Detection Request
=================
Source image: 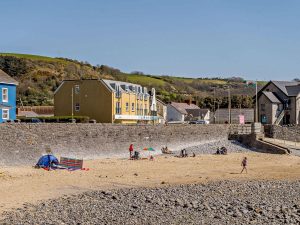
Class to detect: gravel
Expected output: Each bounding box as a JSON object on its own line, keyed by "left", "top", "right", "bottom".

{"left": 178, "top": 139, "right": 252, "bottom": 155}
{"left": 2, "top": 180, "right": 300, "bottom": 225}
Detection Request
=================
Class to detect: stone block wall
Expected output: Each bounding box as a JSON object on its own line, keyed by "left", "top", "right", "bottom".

{"left": 264, "top": 125, "right": 300, "bottom": 142}
{"left": 0, "top": 124, "right": 229, "bottom": 166}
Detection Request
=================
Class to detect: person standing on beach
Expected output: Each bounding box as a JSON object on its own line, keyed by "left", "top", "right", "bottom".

{"left": 129, "top": 144, "right": 134, "bottom": 159}
{"left": 240, "top": 157, "right": 248, "bottom": 174}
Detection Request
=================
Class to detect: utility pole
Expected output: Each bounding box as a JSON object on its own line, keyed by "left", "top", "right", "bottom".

{"left": 255, "top": 80, "right": 258, "bottom": 122}
{"left": 228, "top": 86, "right": 231, "bottom": 124}
{"left": 213, "top": 87, "right": 216, "bottom": 124}
{"left": 71, "top": 87, "right": 74, "bottom": 120}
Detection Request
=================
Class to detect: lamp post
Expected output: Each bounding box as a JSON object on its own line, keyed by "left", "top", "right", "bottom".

{"left": 228, "top": 87, "right": 231, "bottom": 124}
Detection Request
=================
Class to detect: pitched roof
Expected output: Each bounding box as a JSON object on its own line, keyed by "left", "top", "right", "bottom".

{"left": 170, "top": 102, "right": 200, "bottom": 114}
{"left": 157, "top": 98, "right": 167, "bottom": 106}
{"left": 0, "top": 69, "right": 18, "bottom": 85}
{"left": 102, "top": 79, "right": 143, "bottom": 93}
{"left": 271, "top": 81, "right": 300, "bottom": 97}
{"left": 186, "top": 108, "right": 209, "bottom": 117}
{"left": 262, "top": 91, "right": 281, "bottom": 103}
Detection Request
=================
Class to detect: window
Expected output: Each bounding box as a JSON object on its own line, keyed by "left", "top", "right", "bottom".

{"left": 74, "top": 85, "right": 80, "bottom": 94}
{"left": 75, "top": 103, "right": 80, "bottom": 111}
{"left": 140, "top": 104, "right": 143, "bottom": 114}
{"left": 116, "top": 102, "right": 121, "bottom": 114}
{"left": 2, "top": 88, "right": 8, "bottom": 102}
{"left": 126, "top": 102, "right": 129, "bottom": 112}
{"left": 144, "top": 104, "right": 148, "bottom": 115}
{"left": 2, "top": 109, "right": 9, "bottom": 120}
{"left": 115, "top": 85, "right": 121, "bottom": 98}
{"left": 131, "top": 103, "right": 135, "bottom": 112}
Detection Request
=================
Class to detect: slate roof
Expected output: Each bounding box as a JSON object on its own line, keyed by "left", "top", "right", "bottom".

{"left": 272, "top": 81, "right": 300, "bottom": 97}
{"left": 170, "top": 102, "right": 200, "bottom": 114}
{"left": 186, "top": 108, "right": 209, "bottom": 117}
{"left": 102, "top": 79, "right": 143, "bottom": 93}
{"left": 0, "top": 69, "right": 18, "bottom": 85}
{"left": 262, "top": 91, "right": 281, "bottom": 103}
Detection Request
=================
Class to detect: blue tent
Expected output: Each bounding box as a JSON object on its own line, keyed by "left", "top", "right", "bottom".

{"left": 36, "top": 154, "right": 59, "bottom": 168}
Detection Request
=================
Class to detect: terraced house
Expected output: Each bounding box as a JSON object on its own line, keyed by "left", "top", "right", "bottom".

{"left": 54, "top": 79, "right": 157, "bottom": 123}
{"left": 0, "top": 69, "right": 18, "bottom": 122}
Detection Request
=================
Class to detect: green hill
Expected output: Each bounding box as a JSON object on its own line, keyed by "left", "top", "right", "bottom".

{"left": 0, "top": 53, "right": 264, "bottom": 108}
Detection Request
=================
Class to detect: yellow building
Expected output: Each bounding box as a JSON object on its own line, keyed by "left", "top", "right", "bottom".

{"left": 54, "top": 79, "right": 158, "bottom": 124}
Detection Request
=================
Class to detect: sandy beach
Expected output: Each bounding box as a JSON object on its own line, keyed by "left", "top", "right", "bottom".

{"left": 0, "top": 152, "right": 299, "bottom": 215}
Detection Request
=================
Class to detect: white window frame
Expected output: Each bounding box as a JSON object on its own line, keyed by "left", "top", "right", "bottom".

{"left": 126, "top": 102, "right": 129, "bottom": 112}
{"left": 2, "top": 88, "right": 8, "bottom": 103}
{"left": 2, "top": 109, "right": 9, "bottom": 120}
{"left": 131, "top": 103, "right": 135, "bottom": 112}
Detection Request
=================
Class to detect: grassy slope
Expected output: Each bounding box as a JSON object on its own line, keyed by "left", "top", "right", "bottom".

{"left": 0, "top": 53, "right": 266, "bottom": 106}
{"left": 0, "top": 53, "right": 67, "bottom": 63}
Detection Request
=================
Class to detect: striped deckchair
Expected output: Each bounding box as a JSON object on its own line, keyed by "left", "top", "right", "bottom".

{"left": 59, "top": 157, "right": 83, "bottom": 170}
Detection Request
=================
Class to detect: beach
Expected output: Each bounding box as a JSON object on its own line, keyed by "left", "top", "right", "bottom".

{"left": 0, "top": 152, "right": 299, "bottom": 221}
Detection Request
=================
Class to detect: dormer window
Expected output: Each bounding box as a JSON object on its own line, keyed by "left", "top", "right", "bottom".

{"left": 2, "top": 88, "right": 8, "bottom": 102}
{"left": 125, "top": 85, "right": 129, "bottom": 91}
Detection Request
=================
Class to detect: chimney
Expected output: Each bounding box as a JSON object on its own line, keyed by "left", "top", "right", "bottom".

{"left": 184, "top": 99, "right": 192, "bottom": 105}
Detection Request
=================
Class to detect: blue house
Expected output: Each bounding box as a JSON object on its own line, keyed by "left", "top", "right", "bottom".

{"left": 0, "top": 69, "right": 18, "bottom": 122}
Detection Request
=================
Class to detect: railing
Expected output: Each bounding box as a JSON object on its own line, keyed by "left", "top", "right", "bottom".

{"left": 114, "top": 114, "right": 158, "bottom": 121}
{"left": 274, "top": 110, "right": 285, "bottom": 125}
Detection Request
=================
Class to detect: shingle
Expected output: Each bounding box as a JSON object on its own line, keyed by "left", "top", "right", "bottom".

{"left": 0, "top": 69, "right": 18, "bottom": 85}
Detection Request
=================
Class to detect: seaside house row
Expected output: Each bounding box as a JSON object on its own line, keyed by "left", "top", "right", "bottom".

{"left": 54, "top": 79, "right": 159, "bottom": 124}
{"left": 0, "top": 69, "right": 18, "bottom": 122}
{"left": 256, "top": 80, "right": 300, "bottom": 125}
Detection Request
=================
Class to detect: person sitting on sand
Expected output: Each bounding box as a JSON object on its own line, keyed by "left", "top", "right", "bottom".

{"left": 192, "top": 152, "right": 196, "bottom": 157}
{"left": 240, "top": 157, "right": 248, "bottom": 174}
{"left": 133, "top": 151, "right": 140, "bottom": 160}
{"left": 216, "top": 147, "right": 220, "bottom": 155}
{"left": 221, "top": 147, "right": 228, "bottom": 155}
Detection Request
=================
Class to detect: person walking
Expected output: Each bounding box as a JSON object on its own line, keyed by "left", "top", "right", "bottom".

{"left": 129, "top": 144, "right": 134, "bottom": 159}
{"left": 240, "top": 157, "right": 248, "bottom": 174}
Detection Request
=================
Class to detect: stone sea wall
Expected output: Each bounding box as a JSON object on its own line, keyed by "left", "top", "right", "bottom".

{"left": 0, "top": 124, "right": 229, "bottom": 166}
{"left": 264, "top": 125, "right": 300, "bottom": 142}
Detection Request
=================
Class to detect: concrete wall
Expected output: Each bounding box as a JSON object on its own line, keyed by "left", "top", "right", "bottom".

{"left": 0, "top": 123, "right": 229, "bottom": 166}
{"left": 264, "top": 125, "right": 300, "bottom": 142}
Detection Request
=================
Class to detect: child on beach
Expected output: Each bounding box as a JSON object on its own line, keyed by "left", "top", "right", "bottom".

{"left": 129, "top": 144, "right": 134, "bottom": 159}
{"left": 240, "top": 157, "right": 248, "bottom": 174}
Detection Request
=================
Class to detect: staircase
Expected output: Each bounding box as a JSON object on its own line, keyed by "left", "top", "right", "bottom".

{"left": 274, "top": 110, "right": 285, "bottom": 125}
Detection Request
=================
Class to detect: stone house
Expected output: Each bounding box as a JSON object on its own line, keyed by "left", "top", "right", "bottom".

{"left": 256, "top": 81, "right": 300, "bottom": 125}
{"left": 167, "top": 101, "right": 208, "bottom": 122}
{"left": 0, "top": 69, "right": 18, "bottom": 122}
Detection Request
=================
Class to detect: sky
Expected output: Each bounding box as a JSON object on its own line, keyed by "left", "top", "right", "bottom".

{"left": 0, "top": 0, "right": 300, "bottom": 81}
